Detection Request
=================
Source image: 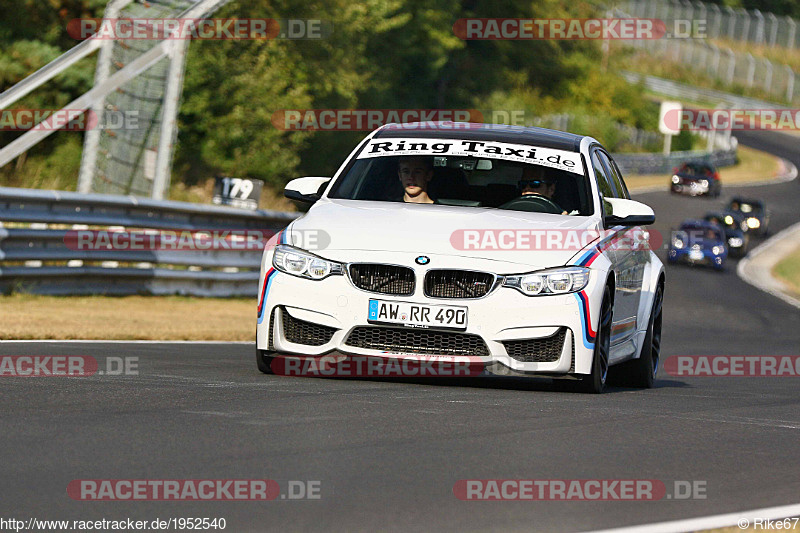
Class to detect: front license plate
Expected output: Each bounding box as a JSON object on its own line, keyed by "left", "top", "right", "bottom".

{"left": 689, "top": 250, "right": 704, "bottom": 261}
{"left": 368, "top": 299, "right": 467, "bottom": 330}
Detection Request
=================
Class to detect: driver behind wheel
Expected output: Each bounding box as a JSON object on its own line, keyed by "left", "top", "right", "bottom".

{"left": 518, "top": 166, "right": 567, "bottom": 214}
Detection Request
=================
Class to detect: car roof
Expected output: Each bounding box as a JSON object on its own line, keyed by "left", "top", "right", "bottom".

{"left": 681, "top": 219, "right": 721, "bottom": 229}
{"left": 374, "top": 122, "right": 585, "bottom": 151}
{"left": 730, "top": 196, "right": 764, "bottom": 205}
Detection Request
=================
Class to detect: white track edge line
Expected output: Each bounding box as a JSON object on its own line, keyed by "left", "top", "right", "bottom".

{"left": 584, "top": 502, "right": 800, "bottom": 533}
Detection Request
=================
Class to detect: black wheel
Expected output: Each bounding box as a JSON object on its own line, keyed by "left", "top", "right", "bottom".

{"left": 577, "top": 285, "right": 612, "bottom": 394}
{"left": 618, "top": 283, "right": 662, "bottom": 388}
{"left": 256, "top": 348, "right": 275, "bottom": 374}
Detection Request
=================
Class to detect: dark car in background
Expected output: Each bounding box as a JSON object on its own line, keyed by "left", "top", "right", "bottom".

{"left": 668, "top": 219, "right": 728, "bottom": 271}
{"left": 670, "top": 161, "right": 722, "bottom": 197}
{"left": 728, "top": 197, "right": 770, "bottom": 236}
{"left": 704, "top": 211, "right": 749, "bottom": 257}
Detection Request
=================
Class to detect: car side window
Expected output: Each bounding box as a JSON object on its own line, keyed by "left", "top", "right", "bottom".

{"left": 591, "top": 151, "right": 614, "bottom": 199}
{"left": 595, "top": 150, "right": 627, "bottom": 199}
{"left": 607, "top": 156, "right": 630, "bottom": 200}
{"left": 591, "top": 151, "right": 615, "bottom": 216}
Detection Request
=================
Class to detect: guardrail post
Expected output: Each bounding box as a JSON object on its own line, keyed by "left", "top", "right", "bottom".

{"left": 767, "top": 13, "right": 779, "bottom": 47}
{"left": 753, "top": 10, "right": 765, "bottom": 44}
{"left": 710, "top": 43, "right": 720, "bottom": 78}
{"left": 788, "top": 17, "right": 797, "bottom": 49}
{"left": 682, "top": 0, "right": 694, "bottom": 27}
{"left": 725, "top": 49, "right": 736, "bottom": 85}
{"left": 709, "top": 4, "right": 721, "bottom": 39}
{"left": 786, "top": 66, "right": 795, "bottom": 103}
{"left": 740, "top": 9, "right": 750, "bottom": 42}
{"left": 725, "top": 7, "right": 736, "bottom": 39}
{"left": 763, "top": 59, "right": 773, "bottom": 93}
{"left": 745, "top": 53, "right": 755, "bottom": 88}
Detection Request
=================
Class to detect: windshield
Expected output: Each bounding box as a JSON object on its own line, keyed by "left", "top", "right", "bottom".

{"left": 681, "top": 224, "right": 723, "bottom": 241}
{"left": 730, "top": 200, "right": 762, "bottom": 214}
{"left": 679, "top": 163, "right": 713, "bottom": 175}
{"left": 328, "top": 137, "right": 593, "bottom": 216}
{"left": 705, "top": 215, "right": 735, "bottom": 229}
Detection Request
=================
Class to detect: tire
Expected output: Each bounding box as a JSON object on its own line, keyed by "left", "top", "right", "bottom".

{"left": 256, "top": 348, "right": 275, "bottom": 374}
{"left": 618, "top": 283, "right": 663, "bottom": 388}
{"left": 577, "top": 285, "right": 612, "bottom": 394}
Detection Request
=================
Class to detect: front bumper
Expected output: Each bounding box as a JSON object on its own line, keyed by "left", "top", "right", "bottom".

{"left": 671, "top": 182, "right": 709, "bottom": 196}
{"left": 256, "top": 258, "right": 602, "bottom": 376}
{"left": 668, "top": 248, "right": 724, "bottom": 267}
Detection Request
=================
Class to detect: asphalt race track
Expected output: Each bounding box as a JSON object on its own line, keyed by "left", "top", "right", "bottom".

{"left": 2, "top": 131, "right": 799, "bottom": 532}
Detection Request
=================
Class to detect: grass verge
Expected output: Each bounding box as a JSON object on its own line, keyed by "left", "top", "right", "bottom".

{"left": 624, "top": 144, "right": 782, "bottom": 191}
{"left": 773, "top": 244, "right": 800, "bottom": 298}
{"left": 0, "top": 294, "right": 254, "bottom": 341}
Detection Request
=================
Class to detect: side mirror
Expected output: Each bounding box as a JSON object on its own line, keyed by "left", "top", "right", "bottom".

{"left": 284, "top": 177, "right": 330, "bottom": 204}
{"left": 604, "top": 197, "right": 655, "bottom": 227}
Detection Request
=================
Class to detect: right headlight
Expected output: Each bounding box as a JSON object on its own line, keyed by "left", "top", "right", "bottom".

{"left": 272, "top": 244, "right": 343, "bottom": 280}
{"left": 671, "top": 175, "right": 680, "bottom": 184}
{"left": 672, "top": 237, "right": 685, "bottom": 249}
{"left": 503, "top": 266, "right": 590, "bottom": 296}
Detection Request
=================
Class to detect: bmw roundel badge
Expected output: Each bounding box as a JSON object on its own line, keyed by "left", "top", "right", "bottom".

{"left": 415, "top": 256, "right": 430, "bottom": 265}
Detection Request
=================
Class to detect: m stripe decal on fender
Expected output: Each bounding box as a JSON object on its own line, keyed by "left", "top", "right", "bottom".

{"left": 576, "top": 248, "right": 601, "bottom": 267}
{"left": 574, "top": 290, "right": 596, "bottom": 349}
{"left": 257, "top": 230, "right": 286, "bottom": 323}
{"left": 257, "top": 268, "right": 277, "bottom": 324}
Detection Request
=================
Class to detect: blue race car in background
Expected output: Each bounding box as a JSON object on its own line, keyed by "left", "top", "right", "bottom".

{"left": 728, "top": 197, "right": 770, "bottom": 236}
{"left": 668, "top": 219, "right": 728, "bottom": 271}
{"left": 704, "top": 211, "right": 749, "bottom": 258}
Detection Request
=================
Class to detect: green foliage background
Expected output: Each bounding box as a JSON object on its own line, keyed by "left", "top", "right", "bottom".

{"left": 0, "top": 0, "right": 688, "bottom": 196}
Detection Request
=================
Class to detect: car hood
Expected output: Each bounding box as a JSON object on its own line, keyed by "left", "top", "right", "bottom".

{"left": 285, "top": 199, "right": 603, "bottom": 269}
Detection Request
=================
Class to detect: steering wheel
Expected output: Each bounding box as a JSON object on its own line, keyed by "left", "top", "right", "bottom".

{"left": 498, "top": 194, "right": 564, "bottom": 214}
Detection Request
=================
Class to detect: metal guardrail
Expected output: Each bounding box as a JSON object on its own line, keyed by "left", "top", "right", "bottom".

{"left": 621, "top": 70, "right": 791, "bottom": 110}
{"left": 613, "top": 146, "right": 738, "bottom": 175}
{"left": 622, "top": 0, "right": 800, "bottom": 49}
{"left": 0, "top": 187, "right": 299, "bottom": 297}
{"left": 615, "top": 1, "right": 799, "bottom": 104}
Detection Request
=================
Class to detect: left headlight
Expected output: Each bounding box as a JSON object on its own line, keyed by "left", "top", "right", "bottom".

{"left": 712, "top": 245, "right": 725, "bottom": 255}
{"left": 272, "top": 244, "right": 344, "bottom": 280}
{"left": 503, "top": 266, "right": 590, "bottom": 296}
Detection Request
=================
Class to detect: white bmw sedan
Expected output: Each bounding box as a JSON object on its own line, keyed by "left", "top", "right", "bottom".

{"left": 256, "top": 122, "right": 664, "bottom": 393}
